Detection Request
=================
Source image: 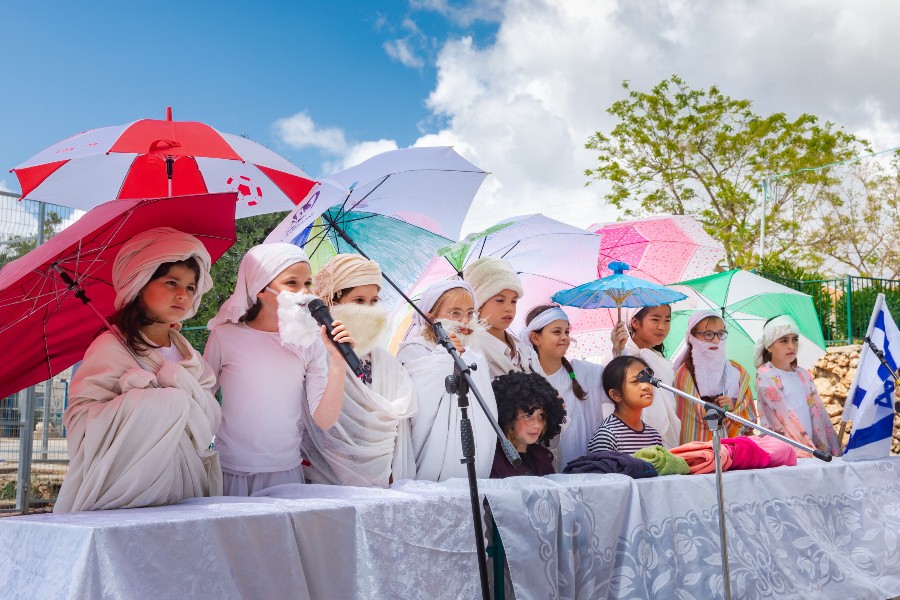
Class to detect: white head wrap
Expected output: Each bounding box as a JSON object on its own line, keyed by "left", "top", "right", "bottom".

{"left": 520, "top": 306, "right": 569, "bottom": 345}
{"left": 754, "top": 315, "right": 800, "bottom": 367}
{"left": 207, "top": 243, "right": 309, "bottom": 329}
{"left": 412, "top": 280, "right": 475, "bottom": 330}
{"left": 314, "top": 253, "right": 382, "bottom": 308}
{"left": 112, "top": 226, "right": 212, "bottom": 319}
{"left": 672, "top": 309, "right": 720, "bottom": 370}
{"left": 463, "top": 257, "right": 524, "bottom": 308}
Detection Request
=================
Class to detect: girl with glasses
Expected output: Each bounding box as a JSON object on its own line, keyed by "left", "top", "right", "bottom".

{"left": 672, "top": 310, "right": 757, "bottom": 443}
{"left": 397, "top": 280, "right": 499, "bottom": 481}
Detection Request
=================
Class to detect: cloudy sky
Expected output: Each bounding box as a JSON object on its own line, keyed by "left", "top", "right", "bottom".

{"left": 2, "top": 0, "right": 899, "bottom": 236}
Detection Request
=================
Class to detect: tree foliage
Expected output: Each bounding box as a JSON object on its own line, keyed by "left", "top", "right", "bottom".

{"left": 0, "top": 211, "right": 64, "bottom": 267}
{"left": 585, "top": 75, "right": 865, "bottom": 270}
{"left": 184, "top": 211, "right": 289, "bottom": 328}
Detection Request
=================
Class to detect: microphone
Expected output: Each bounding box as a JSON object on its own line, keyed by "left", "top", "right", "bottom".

{"left": 306, "top": 298, "right": 366, "bottom": 380}
{"left": 636, "top": 367, "right": 659, "bottom": 386}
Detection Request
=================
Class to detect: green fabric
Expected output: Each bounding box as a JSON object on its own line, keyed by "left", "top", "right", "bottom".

{"left": 632, "top": 445, "right": 691, "bottom": 476}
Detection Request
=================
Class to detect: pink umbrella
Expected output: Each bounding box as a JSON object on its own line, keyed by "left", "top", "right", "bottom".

{"left": 564, "top": 215, "right": 724, "bottom": 360}
{"left": 592, "top": 214, "right": 724, "bottom": 284}
{"left": 10, "top": 107, "right": 317, "bottom": 218}
{"left": 0, "top": 192, "right": 237, "bottom": 398}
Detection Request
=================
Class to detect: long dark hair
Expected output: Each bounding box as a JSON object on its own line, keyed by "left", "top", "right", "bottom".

{"left": 602, "top": 355, "right": 651, "bottom": 403}
{"left": 492, "top": 371, "right": 566, "bottom": 446}
{"left": 525, "top": 304, "right": 587, "bottom": 400}
{"left": 112, "top": 258, "right": 201, "bottom": 355}
{"left": 629, "top": 305, "right": 670, "bottom": 354}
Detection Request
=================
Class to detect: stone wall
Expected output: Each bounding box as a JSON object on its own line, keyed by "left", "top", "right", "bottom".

{"left": 810, "top": 345, "right": 900, "bottom": 455}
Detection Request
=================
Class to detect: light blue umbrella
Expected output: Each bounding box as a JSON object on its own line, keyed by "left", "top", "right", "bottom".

{"left": 551, "top": 261, "right": 688, "bottom": 322}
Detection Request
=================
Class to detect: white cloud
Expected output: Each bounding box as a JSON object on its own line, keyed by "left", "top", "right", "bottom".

{"left": 273, "top": 111, "right": 347, "bottom": 155}
{"left": 384, "top": 38, "right": 425, "bottom": 69}
{"left": 323, "top": 139, "right": 400, "bottom": 174}
{"left": 411, "top": 0, "right": 506, "bottom": 26}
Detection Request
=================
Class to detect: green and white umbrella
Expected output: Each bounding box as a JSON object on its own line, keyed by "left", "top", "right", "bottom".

{"left": 664, "top": 269, "right": 827, "bottom": 395}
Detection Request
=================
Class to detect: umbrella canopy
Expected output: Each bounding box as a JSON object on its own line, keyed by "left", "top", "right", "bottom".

{"left": 552, "top": 261, "right": 688, "bottom": 312}
{"left": 0, "top": 192, "right": 237, "bottom": 398}
{"left": 591, "top": 215, "right": 724, "bottom": 284}
{"left": 663, "top": 269, "right": 827, "bottom": 393}
{"left": 386, "top": 214, "right": 603, "bottom": 348}
{"left": 10, "top": 107, "right": 317, "bottom": 218}
{"left": 266, "top": 147, "right": 488, "bottom": 309}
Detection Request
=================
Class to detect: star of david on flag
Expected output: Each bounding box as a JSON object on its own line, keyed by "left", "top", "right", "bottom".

{"left": 842, "top": 293, "right": 899, "bottom": 460}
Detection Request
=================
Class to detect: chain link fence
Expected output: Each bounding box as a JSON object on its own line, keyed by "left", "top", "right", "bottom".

{"left": 1, "top": 190, "right": 81, "bottom": 514}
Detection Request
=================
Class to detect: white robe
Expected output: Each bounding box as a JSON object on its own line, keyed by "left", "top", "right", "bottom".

{"left": 621, "top": 337, "right": 682, "bottom": 448}
{"left": 398, "top": 336, "right": 499, "bottom": 481}
{"left": 300, "top": 347, "right": 418, "bottom": 487}
{"left": 545, "top": 359, "right": 614, "bottom": 466}
{"left": 55, "top": 331, "right": 222, "bottom": 512}
{"left": 468, "top": 329, "right": 544, "bottom": 379}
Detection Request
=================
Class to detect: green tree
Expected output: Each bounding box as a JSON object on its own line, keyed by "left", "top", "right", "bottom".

{"left": 0, "top": 211, "right": 64, "bottom": 266}
{"left": 585, "top": 75, "right": 864, "bottom": 270}
{"left": 184, "top": 211, "right": 290, "bottom": 328}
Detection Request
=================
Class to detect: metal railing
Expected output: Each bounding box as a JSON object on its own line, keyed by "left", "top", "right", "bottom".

{"left": 757, "top": 272, "right": 900, "bottom": 345}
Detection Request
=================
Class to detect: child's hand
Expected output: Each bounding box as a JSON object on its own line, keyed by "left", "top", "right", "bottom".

{"left": 714, "top": 395, "right": 733, "bottom": 411}
{"left": 321, "top": 321, "right": 356, "bottom": 352}
{"left": 448, "top": 333, "right": 466, "bottom": 355}
{"left": 610, "top": 321, "right": 629, "bottom": 356}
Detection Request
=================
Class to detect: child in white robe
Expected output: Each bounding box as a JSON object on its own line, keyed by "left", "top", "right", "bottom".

{"left": 463, "top": 257, "right": 543, "bottom": 378}
{"left": 300, "top": 253, "right": 417, "bottom": 487}
{"left": 611, "top": 305, "right": 682, "bottom": 448}
{"left": 397, "top": 280, "right": 499, "bottom": 481}
{"left": 522, "top": 304, "right": 613, "bottom": 467}
{"left": 55, "top": 227, "right": 222, "bottom": 512}
{"left": 204, "top": 243, "right": 352, "bottom": 496}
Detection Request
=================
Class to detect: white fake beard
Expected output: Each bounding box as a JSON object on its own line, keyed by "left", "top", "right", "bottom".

{"left": 275, "top": 291, "right": 320, "bottom": 348}
{"left": 434, "top": 316, "right": 488, "bottom": 347}
{"left": 330, "top": 303, "right": 389, "bottom": 357}
{"left": 690, "top": 339, "right": 729, "bottom": 397}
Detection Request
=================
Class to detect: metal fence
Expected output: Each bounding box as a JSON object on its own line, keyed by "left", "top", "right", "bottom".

{"left": 757, "top": 272, "right": 900, "bottom": 345}
{"left": 0, "top": 190, "right": 79, "bottom": 513}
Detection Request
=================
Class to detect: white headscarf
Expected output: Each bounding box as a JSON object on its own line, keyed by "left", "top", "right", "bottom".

{"left": 207, "top": 243, "right": 309, "bottom": 329}
{"left": 520, "top": 306, "right": 569, "bottom": 345}
{"left": 112, "top": 226, "right": 212, "bottom": 319}
{"left": 412, "top": 280, "right": 475, "bottom": 330}
{"left": 754, "top": 315, "right": 800, "bottom": 368}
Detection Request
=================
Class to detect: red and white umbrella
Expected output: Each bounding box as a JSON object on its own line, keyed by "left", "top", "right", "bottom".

{"left": 10, "top": 107, "right": 317, "bottom": 218}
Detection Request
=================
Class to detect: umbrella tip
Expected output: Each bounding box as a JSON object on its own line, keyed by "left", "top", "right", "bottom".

{"left": 166, "top": 106, "right": 173, "bottom": 121}
{"left": 609, "top": 260, "right": 630, "bottom": 273}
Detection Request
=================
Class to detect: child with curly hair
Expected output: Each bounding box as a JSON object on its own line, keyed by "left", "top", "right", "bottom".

{"left": 490, "top": 371, "right": 567, "bottom": 478}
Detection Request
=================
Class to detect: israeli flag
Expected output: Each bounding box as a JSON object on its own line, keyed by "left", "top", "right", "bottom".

{"left": 843, "top": 293, "right": 899, "bottom": 460}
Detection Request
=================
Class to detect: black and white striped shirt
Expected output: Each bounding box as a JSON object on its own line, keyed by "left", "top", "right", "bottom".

{"left": 588, "top": 414, "right": 663, "bottom": 454}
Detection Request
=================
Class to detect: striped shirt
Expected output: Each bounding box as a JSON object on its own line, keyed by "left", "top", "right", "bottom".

{"left": 588, "top": 414, "right": 663, "bottom": 454}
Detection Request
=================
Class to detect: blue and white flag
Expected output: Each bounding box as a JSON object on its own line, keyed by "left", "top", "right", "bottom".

{"left": 842, "top": 293, "right": 898, "bottom": 460}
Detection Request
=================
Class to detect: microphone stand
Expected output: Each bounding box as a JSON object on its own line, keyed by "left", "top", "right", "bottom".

{"left": 322, "top": 211, "right": 518, "bottom": 600}
{"left": 636, "top": 368, "right": 832, "bottom": 600}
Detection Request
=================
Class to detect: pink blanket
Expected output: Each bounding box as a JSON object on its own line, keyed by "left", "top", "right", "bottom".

{"left": 720, "top": 436, "right": 771, "bottom": 470}
{"left": 746, "top": 435, "right": 798, "bottom": 467}
{"left": 669, "top": 441, "right": 733, "bottom": 474}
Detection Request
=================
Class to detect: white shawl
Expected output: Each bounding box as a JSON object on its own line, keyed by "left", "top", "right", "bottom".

{"left": 55, "top": 331, "right": 222, "bottom": 512}
{"left": 400, "top": 336, "right": 499, "bottom": 481}
{"left": 300, "top": 347, "right": 418, "bottom": 487}
{"left": 468, "top": 329, "right": 545, "bottom": 379}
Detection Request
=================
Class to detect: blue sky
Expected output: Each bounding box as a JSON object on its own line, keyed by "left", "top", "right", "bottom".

{"left": 3, "top": 1, "right": 900, "bottom": 238}
{"left": 0, "top": 1, "right": 496, "bottom": 181}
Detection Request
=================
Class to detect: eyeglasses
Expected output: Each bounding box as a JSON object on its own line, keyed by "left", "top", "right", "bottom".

{"left": 694, "top": 330, "right": 728, "bottom": 341}
{"left": 446, "top": 309, "right": 478, "bottom": 321}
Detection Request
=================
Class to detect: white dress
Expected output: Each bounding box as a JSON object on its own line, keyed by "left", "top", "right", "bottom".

{"left": 545, "top": 360, "right": 614, "bottom": 466}
{"left": 398, "top": 336, "right": 499, "bottom": 481}
{"left": 468, "top": 329, "right": 544, "bottom": 379}
{"left": 204, "top": 322, "right": 329, "bottom": 495}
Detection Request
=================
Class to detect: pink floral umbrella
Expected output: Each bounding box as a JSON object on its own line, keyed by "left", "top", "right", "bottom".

{"left": 566, "top": 215, "right": 723, "bottom": 360}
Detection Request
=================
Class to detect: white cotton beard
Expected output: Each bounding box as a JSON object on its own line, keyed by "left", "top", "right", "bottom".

{"left": 690, "top": 338, "right": 729, "bottom": 397}
{"left": 275, "top": 290, "right": 320, "bottom": 348}
{"left": 435, "top": 316, "right": 488, "bottom": 347}
{"left": 330, "top": 303, "right": 389, "bottom": 357}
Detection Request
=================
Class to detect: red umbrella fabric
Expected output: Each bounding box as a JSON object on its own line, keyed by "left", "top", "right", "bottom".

{"left": 0, "top": 192, "right": 237, "bottom": 398}
{"left": 10, "top": 108, "right": 317, "bottom": 218}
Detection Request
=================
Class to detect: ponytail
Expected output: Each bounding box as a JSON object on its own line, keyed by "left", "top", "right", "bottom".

{"left": 561, "top": 357, "right": 587, "bottom": 401}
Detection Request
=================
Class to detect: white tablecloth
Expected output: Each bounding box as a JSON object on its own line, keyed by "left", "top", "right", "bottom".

{"left": 2, "top": 458, "right": 899, "bottom": 600}
{"left": 480, "top": 456, "right": 900, "bottom": 600}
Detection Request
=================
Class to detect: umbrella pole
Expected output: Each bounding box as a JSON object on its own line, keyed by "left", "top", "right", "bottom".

{"left": 322, "top": 212, "right": 501, "bottom": 600}
{"left": 166, "top": 155, "right": 174, "bottom": 197}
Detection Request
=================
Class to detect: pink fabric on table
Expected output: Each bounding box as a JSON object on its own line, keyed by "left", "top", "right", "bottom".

{"left": 746, "top": 435, "right": 798, "bottom": 467}
{"left": 720, "top": 436, "right": 771, "bottom": 470}
{"left": 669, "top": 441, "right": 733, "bottom": 474}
